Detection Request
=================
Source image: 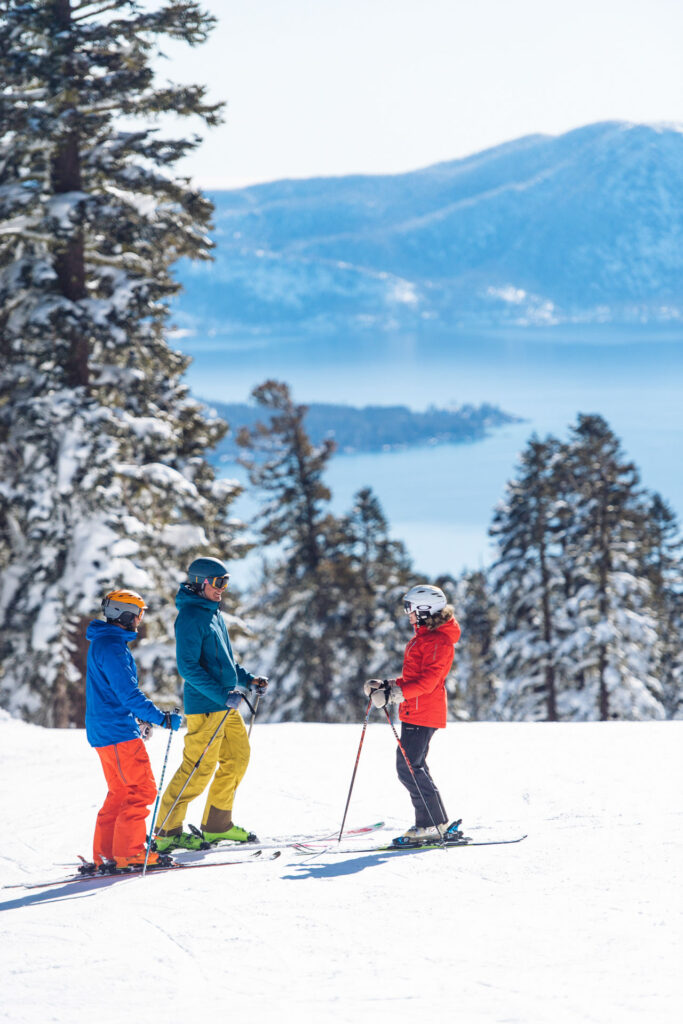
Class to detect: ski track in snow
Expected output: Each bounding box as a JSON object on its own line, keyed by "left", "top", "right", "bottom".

{"left": 1, "top": 715, "right": 682, "bottom": 1023}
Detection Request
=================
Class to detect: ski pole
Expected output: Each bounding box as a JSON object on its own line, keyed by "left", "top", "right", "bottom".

{"left": 154, "top": 708, "right": 231, "bottom": 838}
{"left": 337, "top": 697, "right": 373, "bottom": 843}
{"left": 248, "top": 693, "right": 260, "bottom": 739}
{"left": 143, "top": 707, "right": 180, "bottom": 877}
{"left": 383, "top": 707, "right": 446, "bottom": 845}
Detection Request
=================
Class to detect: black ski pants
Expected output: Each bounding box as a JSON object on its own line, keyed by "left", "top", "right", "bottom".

{"left": 396, "top": 722, "right": 448, "bottom": 828}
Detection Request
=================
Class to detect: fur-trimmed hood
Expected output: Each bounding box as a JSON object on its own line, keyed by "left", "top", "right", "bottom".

{"left": 424, "top": 604, "right": 456, "bottom": 629}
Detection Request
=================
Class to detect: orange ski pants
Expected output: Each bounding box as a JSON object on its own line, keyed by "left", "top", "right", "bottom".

{"left": 93, "top": 738, "right": 157, "bottom": 864}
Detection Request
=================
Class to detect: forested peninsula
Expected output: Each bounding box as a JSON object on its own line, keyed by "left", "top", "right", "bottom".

{"left": 206, "top": 400, "right": 521, "bottom": 459}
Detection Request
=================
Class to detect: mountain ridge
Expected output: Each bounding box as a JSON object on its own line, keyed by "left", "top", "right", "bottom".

{"left": 173, "top": 121, "right": 683, "bottom": 339}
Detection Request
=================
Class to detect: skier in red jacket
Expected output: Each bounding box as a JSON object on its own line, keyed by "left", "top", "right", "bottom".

{"left": 365, "top": 584, "right": 461, "bottom": 846}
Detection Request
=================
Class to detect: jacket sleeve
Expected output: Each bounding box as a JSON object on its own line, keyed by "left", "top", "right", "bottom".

{"left": 398, "top": 636, "right": 455, "bottom": 700}
{"left": 101, "top": 643, "right": 166, "bottom": 725}
{"left": 176, "top": 612, "right": 231, "bottom": 705}
{"left": 235, "top": 662, "right": 255, "bottom": 688}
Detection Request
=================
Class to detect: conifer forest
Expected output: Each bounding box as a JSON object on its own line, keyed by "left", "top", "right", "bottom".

{"left": 1, "top": 2, "right": 682, "bottom": 726}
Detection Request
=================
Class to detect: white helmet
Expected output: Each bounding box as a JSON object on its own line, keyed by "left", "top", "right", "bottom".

{"left": 403, "top": 584, "right": 447, "bottom": 620}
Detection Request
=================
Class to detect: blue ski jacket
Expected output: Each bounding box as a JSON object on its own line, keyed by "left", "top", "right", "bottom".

{"left": 175, "top": 584, "right": 254, "bottom": 714}
{"left": 85, "top": 620, "right": 166, "bottom": 748}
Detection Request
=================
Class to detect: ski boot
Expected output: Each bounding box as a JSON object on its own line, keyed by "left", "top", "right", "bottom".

{"left": 391, "top": 823, "right": 448, "bottom": 848}
{"left": 199, "top": 823, "right": 258, "bottom": 845}
{"left": 154, "top": 831, "right": 208, "bottom": 853}
{"left": 115, "top": 851, "right": 175, "bottom": 871}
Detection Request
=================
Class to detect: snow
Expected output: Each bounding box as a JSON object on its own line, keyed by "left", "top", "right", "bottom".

{"left": 1, "top": 715, "right": 682, "bottom": 1022}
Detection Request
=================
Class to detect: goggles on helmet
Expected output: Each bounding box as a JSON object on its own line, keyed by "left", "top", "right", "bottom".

{"left": 205, "top": 575, "right": 230, "bottom": 590}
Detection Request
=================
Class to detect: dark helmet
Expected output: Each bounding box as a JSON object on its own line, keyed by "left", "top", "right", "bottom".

{"left": 102, "top": 589, "right": 147, "bottom": 631}
{"left": 187, "top": 556, "right": 230, "bottom": 591}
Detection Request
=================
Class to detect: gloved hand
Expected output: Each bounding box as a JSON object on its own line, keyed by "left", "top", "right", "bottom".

{"left": 162, "top": 712, "right": 182, "bottom": 731}
{"left": 371, "top": 681, "right": 403, "bottom": 709}
{"left": 225, "top": 690, "right": 244, "bottom": 709}
{"left": 252, "top": 676, "right": 269, "bottom": 692}
{"left": 363, "top": 679, "right": 384, "bottom": 696}
{"left": 138, "top": 721, "right": 154, "bottom": 741}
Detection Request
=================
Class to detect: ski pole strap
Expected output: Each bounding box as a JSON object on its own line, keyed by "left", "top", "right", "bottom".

{"left": 248, "top": 693, "right": 261, "bottom": 739}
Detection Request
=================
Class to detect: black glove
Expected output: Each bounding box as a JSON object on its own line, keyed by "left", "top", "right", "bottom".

{"left": 252, "top": 676, "right": 269, "bottom": 693}
{"left": 162, "top": 712, "right": 182, "bottom": 731}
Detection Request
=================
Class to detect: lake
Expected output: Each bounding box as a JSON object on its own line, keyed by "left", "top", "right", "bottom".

{"left": 177, "top": 326, "right": 683, "bottom": 583}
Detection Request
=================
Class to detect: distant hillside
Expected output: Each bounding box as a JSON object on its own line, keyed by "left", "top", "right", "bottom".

{"left": 173, "top": 121, "right": 683, "bottom": 342}
{"left": 205, "top": 400, "right": 521, "bottom": 462}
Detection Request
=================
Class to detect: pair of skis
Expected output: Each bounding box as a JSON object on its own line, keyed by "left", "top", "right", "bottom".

{"left": 294, "top": 833, "right": 528, "bottom": 855}
{"left": 4, "top": 822, "right": 527, "bottom": 891}
{"left": 3, "top": 821, "right": 386, "bottom": 891}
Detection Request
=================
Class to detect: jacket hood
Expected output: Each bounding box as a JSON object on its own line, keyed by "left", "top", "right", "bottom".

{"left": 85, "top": 619, "right": 138, "bottom": 643}
{"left": 416, "top": 616, "right": 460, "bottom": 643}
{"left": 175, "top": 582, "right": 220, "bottom": 614}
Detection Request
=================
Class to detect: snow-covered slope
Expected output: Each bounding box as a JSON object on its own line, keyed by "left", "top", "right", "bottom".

{"left": 174, "top": 121, "right": 683, "bottom": 337}
{"left": 2, "top": 712, "right": 682, "bottom": 1023}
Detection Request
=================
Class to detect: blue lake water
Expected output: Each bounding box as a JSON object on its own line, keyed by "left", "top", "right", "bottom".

{"left": 178, "top": 327, "right": 683, "bottom": 583}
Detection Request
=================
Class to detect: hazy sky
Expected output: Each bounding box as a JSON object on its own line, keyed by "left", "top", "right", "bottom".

{"left": 156, "top": 0, "right": 683, "bottom": 188}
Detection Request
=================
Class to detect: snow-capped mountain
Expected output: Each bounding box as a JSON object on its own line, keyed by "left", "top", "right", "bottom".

{"left": 173, "top": 121, "right": 683, "bottom": 337}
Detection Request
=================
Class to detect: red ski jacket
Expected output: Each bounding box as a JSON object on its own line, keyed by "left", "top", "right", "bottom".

{"left": 397, "top": 617, "right": 461, "bottom": 729}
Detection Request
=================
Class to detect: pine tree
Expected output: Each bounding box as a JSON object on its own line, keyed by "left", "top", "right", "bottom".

{"left": 642, "top": 494, "right": 683, "bottom": 717}
{"left": 453, "top": 570, "right": 496, "bottom": 720}
{"left": 489, "top": 436, "right": 567, "bottom": 721}
{"left": 0, "top": 1, "right": 245, "bottom": 725}
{"left": 236, "top": 380, "right": 344, "bottom": 720}
{"left": 559, "top": 415, "right": 663, "bottom": 720}
{"left": 237, "top": 382, "right": 414, "bottom": 722}
{"left": 336, "top": 487, "right": 413, "bottom": 698}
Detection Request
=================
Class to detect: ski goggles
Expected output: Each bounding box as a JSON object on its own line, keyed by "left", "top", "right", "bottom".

{"left": 205, "top": 575, "right": 230, "bottom": 590}
{"left": 403, "top": 600, "right": 414, "bottom": 614}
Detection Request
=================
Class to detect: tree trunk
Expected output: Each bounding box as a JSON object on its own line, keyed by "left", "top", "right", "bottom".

{"left": 51, "top": 0, "right": 88, "bottom": 389}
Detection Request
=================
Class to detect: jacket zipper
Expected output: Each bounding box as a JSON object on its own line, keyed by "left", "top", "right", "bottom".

{"left": 114, "top": 744, "right": 128, "bottom": 784}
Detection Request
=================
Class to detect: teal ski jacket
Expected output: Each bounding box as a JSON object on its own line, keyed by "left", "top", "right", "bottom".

{"left": 175, "top": 584, "right": 254, "bottom": 714}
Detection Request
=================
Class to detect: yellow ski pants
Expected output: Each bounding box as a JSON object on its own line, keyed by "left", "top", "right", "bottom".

{"left": 155, "top": 709, "right": 250, "bottom": 834}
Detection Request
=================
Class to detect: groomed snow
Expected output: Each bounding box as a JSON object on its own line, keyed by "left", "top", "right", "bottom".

{"left": 1, "top": 714, "right": 682, "bottom": 1023}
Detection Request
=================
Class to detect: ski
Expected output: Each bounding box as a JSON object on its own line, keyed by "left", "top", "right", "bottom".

{"left": 185, "top": 819, "right": 385, "bottom": 854}
{"left": 4, "top": 850, "right": 281, "bottom": 891}
{"left": 294, "top": 834, "right": 528, "bottom": 855}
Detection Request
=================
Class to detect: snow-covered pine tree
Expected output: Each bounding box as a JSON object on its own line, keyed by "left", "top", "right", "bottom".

{"left": 489, "top": 436, "right": 567, "bottom": 721}
{"left": 641, "top": 494, "right": 683, "bottom": 717}
{"left": 335, "top": 487, "right": 413, "bottom": 704}
{"left": 0, "top": 1, "right": 245, "bottom": 725}
{"left": 453, "top": 569, "right": 496, "bottom": 721}
{"left": 236, "top": 380, "right": 343, "bottom": 721}
{"left": 237, "top": 382, "right": 414, "bottom": 722}
{"left": 558, "top": 415, "right": 663, "bottom": 720}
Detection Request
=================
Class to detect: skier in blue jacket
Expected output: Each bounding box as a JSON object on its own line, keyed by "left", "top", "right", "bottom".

{"left": 154, "top": 557, "right": 268, "bottom": 851}
{"left": 86, "top": 589, "right": 181, "bottom": 868}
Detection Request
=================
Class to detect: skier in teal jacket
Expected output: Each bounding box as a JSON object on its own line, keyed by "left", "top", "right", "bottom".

{"left": 174, "top": 582, "right": 255, "bottom": 713}
{"left": 154, "top": 556, "right": 268, "bottom": 852}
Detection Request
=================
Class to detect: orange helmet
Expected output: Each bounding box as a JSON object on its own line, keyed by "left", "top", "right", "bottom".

{"left": 101, "top": 589, "right": 147, "bottom": 628}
